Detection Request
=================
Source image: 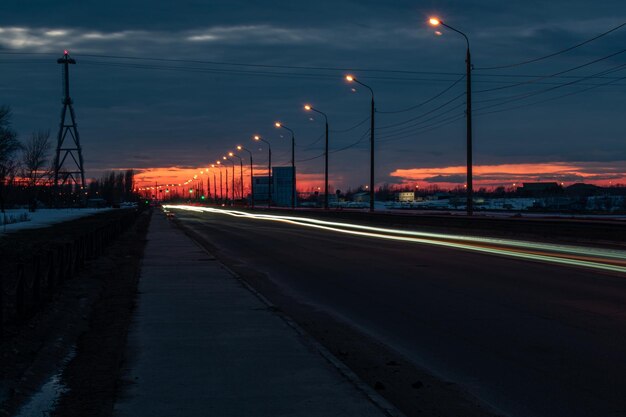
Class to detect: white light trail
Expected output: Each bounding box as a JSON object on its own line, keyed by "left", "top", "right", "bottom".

{"left": 164, "top": 205, "right": 626, "bottom": 274}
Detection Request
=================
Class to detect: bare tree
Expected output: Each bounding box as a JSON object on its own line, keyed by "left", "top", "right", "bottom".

{"left": 0, "top": 105, "right": 21, "bottom": 216}
{"left": 22, "top": 129, "right": 51, "bottom": 187}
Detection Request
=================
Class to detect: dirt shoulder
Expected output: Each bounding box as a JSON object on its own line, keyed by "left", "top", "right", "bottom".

{"left": 0, "top": 209, "right": 151, "bottom": 417}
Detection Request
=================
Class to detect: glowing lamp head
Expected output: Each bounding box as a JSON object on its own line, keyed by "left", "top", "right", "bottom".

{"left": 216, "top": 161, "right": 221, "bottom": 165}
{"left": 228, "top": 152, "right": 234, "bottom": 157}
{"left": 211, "top": 164, "right": 215, "bottom": 168}
{"left": 222, "top": 156, "right": 227, "bottom": 160}
{"left": 275, "top": 122, "right": 281, "bottom": 128}
{"left": 345, "top": 75, "right": 354, "bottom": 82}
{"left": 253, "top": 135, "right": 261, "bottom": 141}
{"left": 237, "top": 145, "right": 242, "bottom": 150}
{"left": 304, "top": 105, "right": 312, "bottom": 111}
{"left": 429, "top": 18, "right": 441, "bottom": 26}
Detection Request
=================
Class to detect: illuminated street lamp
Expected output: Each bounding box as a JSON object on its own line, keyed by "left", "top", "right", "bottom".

{"left": 345, "top": 75, "right": 376, "bottom": 212}
{"left": 304, "top": 104, "right": 330, "bottom": 210}
{"left": 275, "top": 121, "right": 296, "bottom": 209}
{"left": 237, "top": 145, "right": 254, "bottom": 208}
{"left": 223, "top": 156, "right": 236, "bottom": 205}
{"left": 429, "top": 16, "right": 474, "bottom": 215}
{"left": 253, "top": 135, "right": 272, "bottom": 207}
{"left": 210, "top": 164, "right": 218, "bottom": 203}
{"left": 199, "top": 170, "right": 211, "bottom": 201}
{"left": 216, "top": 160, "right": 225, "bottom": 203}
{"left": 228, "top": 151, "right": 244, "bottom": 203}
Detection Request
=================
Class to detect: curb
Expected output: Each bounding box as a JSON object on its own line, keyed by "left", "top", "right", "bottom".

{"left": 171, "top": 213, "right": 407, "bottom": 417}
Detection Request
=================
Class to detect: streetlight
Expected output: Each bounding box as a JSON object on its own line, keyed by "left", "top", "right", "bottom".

{"left": 216, "top": 160, "right": 225, "bottom": 203}
{"left": 253, "top": 135, "right": 272, "bottom": 207}
{"left": 429, "top": 16, "right": 474, "bottom": 215}
{"left": 275, "top": 121, "right": 296, "bottom": 209}
{"left": 345, "top": 75, "right": 376, "bottom": 212}
{"left": 229, "top": 151, "right": 244, "bottom": 204}
{"left": 223, "top": 156, "right": 235, "bottom": 205}
{"left": 304, "top": 104, "right": 330, "bottom": 210}
{"left": 237, "top": 145, "right": 254, "bottom": 208}
{"left": 210, "top": 164, "right": 218, "bottom": 203}
{"left": 200, "top": 170, "right": 211, "bottom": 201}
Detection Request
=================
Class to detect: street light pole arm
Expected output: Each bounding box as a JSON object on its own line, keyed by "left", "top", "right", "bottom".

{"left": 309, "top": 107, "right": 328, "bottom": 124}
{"left": 259, "top": 138, "right": 272, "bottom": 151}
{"left": 440, "top": 21, "right": 470, "bottom": 50}
{"left": 353, "top": 78, "right": 374, "bottom": 100}
{"left": 279, "top": 125, "right": 294, "bottom": 136}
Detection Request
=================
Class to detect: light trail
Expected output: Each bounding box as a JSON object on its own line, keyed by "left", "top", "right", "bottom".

{"left": 164, "top": 205, "right": 626, "bottom": 274}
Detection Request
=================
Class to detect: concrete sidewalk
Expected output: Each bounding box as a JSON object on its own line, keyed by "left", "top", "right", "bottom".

{"left": 114, "top": 212, "right": 393, "bottom": 417}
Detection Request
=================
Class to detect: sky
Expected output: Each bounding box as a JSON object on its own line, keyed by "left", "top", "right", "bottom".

{"left": 0, "top": 0, "right": 625, "bottom": 191}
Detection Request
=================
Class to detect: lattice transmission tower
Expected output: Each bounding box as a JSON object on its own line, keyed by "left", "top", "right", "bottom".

{"left": 53, "top": 50, "right": 86, "bottom": 193}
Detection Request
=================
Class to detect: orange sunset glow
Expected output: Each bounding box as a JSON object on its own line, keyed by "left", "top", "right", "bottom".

{"left": 135, "top": 161, "right": 626, "bottom": 193}
{"left": 135, "top": 166, "right": 329, "bottom": 193}
{"left": 391, "top": 161, "right": 626, "bottom": 188}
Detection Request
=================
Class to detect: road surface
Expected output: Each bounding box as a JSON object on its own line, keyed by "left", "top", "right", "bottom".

{"left": 169, "top": 206, "right": 626, "bottom": 417}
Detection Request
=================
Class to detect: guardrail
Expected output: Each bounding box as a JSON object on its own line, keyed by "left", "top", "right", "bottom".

{"left": 0, "top": 209, "right": 141, "bottom": 335}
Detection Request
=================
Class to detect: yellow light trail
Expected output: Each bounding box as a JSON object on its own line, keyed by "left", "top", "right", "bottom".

{"left": 164, "top": 205, "right": 626, "bottom": 274}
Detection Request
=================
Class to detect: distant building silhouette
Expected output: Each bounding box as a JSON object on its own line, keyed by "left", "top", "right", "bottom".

{"left": 565, "top": 183, "right": 601, "bottom": 196}
{"left": 252, "top": 166, "right": 295, "bottom": 207}
{"left": 516, "top": 182, "right": 562, "bottom": 197}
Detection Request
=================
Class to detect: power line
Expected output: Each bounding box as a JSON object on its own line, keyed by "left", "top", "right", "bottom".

{"left": 377, "top": 74, "right": 465, "bottom": 114}
{"left": 4, "top": 53, "right": 626, "bottom": 90}
{"left": 474, "top": 62, "right": 626, "bottom": 110}
{"left": 375, "top": 103, "right": 466, "bottom": 138}
{"left": 297, "top": 128, "right": 370, "bottom": 163}
{"left": 377, "top": 92, "right": 465, "bottom": 130}
{"left": 0, "top": 50, "right": 463, "bottom": 76}
{"left": 331, "top": 129, "right": 371, "bottom": 153}
{"left": 474, "top": 21, "right": 626, "bottom": 70}
{"left": 329, "top": 116, "right": 370, "bottom": 133}
{"left": 302, "top": 132, "right": 326, "bottom": 150}
{"left": 475, "top": 48, "right": 626, "bottom": 93}
{"left": 474, "top": 73, "right": 626, "bottom": 118}
{"left": 377, "top": 114, "right": 466, "bottom": 144}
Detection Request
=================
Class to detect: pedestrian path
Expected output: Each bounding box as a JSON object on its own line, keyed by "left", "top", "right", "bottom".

{"left": 114, "top": 212, "right": 391, "bottom": 417}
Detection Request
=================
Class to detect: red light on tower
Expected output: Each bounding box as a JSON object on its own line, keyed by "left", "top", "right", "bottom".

{"left": 64, "top": 49, "right": 69, "bottom": 55}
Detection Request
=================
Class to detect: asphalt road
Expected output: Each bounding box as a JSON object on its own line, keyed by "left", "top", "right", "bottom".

{"left": 172, "top": 207, "right": 626, "bottom": 417}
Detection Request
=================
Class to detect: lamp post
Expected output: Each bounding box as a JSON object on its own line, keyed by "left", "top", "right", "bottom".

{"left": 253, "top": 135, "right": 272, "bottom": 207}
{"left": 229, "top": 152, "right": 244, "bottom": 203}
{"left": 210, "top": 164, "right": 218, "bottom": 203}
{"left": 237, "top": 145, "right": 254, "bottom": 208}
{"left": 204, "top": 170, "right": 212, "bottom": 201}
{"left": 223, "top": 156, "right": 235, "bottom": 206}
{"left": 275, "top": 122, "right": 296, "bottom": 209}
{"left": 200, "top": 170, "right": 210, "bottom": 201}
{"left": 429, "top": 17, "right": 473, "bottom": 216}
{"left": 216, "top": 160, "right": 225, "bottom": 203}
{"left": 345, "top": 75, "right": 376, "bottom": 212}
{"left": 304, "top": 104, "right": 329, "bottom": 210}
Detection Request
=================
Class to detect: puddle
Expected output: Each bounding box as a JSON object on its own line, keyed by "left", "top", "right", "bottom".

{"left": 14, "top": 348, "right": 76, "bottom": 417}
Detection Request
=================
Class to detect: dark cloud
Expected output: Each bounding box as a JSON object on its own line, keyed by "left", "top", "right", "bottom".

{"left": 0, "top": 0, "right": 624, "bottom": 188}
{"left": 423, "top": 174, "right": 466, "bottom": 183}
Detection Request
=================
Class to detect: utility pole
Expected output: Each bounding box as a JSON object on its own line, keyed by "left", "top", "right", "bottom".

{"left": 54, "top": 50, "right": 86, "bottom": 202}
